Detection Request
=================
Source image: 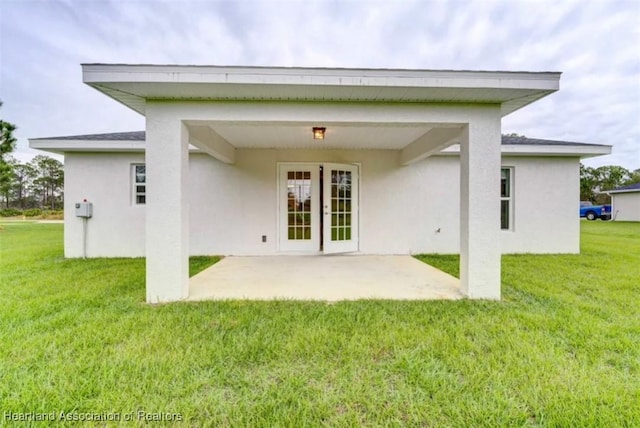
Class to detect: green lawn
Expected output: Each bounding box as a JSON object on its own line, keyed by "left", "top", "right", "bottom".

{"left": 1, "top": 222, "right": 638, "bottom": 427}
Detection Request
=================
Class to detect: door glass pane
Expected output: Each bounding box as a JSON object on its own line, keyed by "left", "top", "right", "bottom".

{"left": 330, "top": 170, "right": 352, "bottom": 241}
{"left": 287, "top": 170, "right": 312, "bottom": 240}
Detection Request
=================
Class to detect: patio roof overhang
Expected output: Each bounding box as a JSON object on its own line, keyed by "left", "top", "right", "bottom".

{"left": 79, "top": 65, "right": 562, "bottom": 165}
{"left": 82, "top": 64, "right": 561, "bottom": 117}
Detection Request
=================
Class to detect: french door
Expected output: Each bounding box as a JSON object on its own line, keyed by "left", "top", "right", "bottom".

{"left": 322, "top": 163, "right": 359, "bottom": 254}
{"left": 279, "top": 163, "right": 359, "bottom": 253}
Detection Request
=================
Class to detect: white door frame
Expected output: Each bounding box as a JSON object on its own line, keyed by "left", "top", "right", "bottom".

{"left": 277, "top": 162, "right": 360, "bottom": 253}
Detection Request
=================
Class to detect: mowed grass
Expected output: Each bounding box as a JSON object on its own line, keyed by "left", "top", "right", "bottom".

{"left": 1, "top": 222, "right": 639, "bottom": 427}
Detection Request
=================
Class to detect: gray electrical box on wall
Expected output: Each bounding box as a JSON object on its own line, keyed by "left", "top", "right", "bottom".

{"left": 75, "top": 202, "right": 93, "bottom": 218}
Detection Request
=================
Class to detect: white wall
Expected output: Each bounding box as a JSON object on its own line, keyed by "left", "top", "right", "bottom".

{"left": 189, "top": 149, "right": 462, "bottom": 255}
{"left": 64, "top": 153, "right": 146, "bottom": 257}
{"left": 63, "top": 151, "right": 580, "bottom": 257}
{"left": 612, "top": 193, "right": 640, "bottom": 221}
{"left": 500, "top": 156, "right": 580, "bottom": 253}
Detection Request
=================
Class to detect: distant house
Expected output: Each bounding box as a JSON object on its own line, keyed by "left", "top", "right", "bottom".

{"left": 30, "top": 65, "right": 611, "bottom": 303}
{"left": 607, "top": 183, "right": 640, "bottom": 221}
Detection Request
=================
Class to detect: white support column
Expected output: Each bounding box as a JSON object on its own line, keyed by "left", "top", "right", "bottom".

{"left": 145, "top": 105, "right": 189, "bottom": 303}
{"left": 459, "top": 111, "right": 502, "bottom": 299}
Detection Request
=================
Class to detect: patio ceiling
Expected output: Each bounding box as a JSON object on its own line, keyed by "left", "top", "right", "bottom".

{"left": 185, "top": 121, "right": 463, "bottom": 165}
{"left": 190, "top": 122, "right": 450, "bottom": 150}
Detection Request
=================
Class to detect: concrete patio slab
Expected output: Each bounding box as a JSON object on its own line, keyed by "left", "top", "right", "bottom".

{"left": 188, "top": 255, "right": 462, "bottom": 301}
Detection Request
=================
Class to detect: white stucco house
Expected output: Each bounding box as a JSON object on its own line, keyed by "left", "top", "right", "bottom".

{"left": 30, "top": 65, "right": 611, "bottom": 303}
{"left": 607, "top": 183, "right": 640, "bottom": 221}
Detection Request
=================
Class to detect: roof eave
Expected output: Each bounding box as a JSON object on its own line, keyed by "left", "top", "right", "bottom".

{"left": 28, "top": 138, "right": 207, "bottom": 154}
{"left": 439, "top": 143, "right": 611, "bottom": 158}
{"left": 30, "top": 139, "right": 610, "bottom": 158}
{"left": 29, "top": 139, "right": 147, "bottom": 153}
{"left": 606, "top": 188, "right": 640, "bottom": 194}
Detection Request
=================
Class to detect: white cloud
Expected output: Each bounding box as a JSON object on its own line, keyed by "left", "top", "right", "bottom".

{"left": 1, "top": 0, "right": 638, "bottom": 169}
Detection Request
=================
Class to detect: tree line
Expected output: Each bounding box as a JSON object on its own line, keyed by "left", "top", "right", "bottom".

{"left": 0, "top": 155, "right": 64, "bottom": 210}
{"left": 580, "top": 164, "right": 640, "bottom": 204}
{"left": 1, "top": 102, "right": 63, "bottom": 211}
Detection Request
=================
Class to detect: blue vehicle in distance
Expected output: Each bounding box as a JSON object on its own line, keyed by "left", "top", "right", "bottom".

{"left": 580, "top": 201, "right": 612, "bottom": 221}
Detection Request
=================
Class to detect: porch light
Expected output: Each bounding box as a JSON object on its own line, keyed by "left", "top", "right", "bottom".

{"left": 312, "top": 127, "right": 326, "bottom": 140}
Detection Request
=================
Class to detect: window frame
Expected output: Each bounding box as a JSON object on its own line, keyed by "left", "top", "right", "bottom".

{"left": 501, "top": 167, "right": 514, "bottom": 231}
{"left": 132, "top": 164, "right": 146, "bottom": 205}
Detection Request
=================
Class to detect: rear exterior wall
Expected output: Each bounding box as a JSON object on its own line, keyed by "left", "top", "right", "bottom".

{"left": 612, "top": 192, "right": 640, "bottom": 221}
{"left": 63, "top": 151, "right": 580, "bottom": 257}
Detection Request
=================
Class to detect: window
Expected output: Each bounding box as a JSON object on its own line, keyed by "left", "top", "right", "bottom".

{"left": 133, "top": 164, "right": 146, "bottom": 205}
{"left": 501, "top": 167, "right": 513, "bottom": 230}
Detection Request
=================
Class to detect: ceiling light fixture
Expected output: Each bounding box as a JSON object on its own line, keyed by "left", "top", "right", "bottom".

{"left": 312, "top": 127, "right": 326, "bottom": 140}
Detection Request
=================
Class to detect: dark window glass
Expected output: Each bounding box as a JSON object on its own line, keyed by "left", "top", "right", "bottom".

{"left": 501, "top": 168, "right": 511, "bottom": 230}
{"left": 501, "top": 200, "right": 510, "bottom": 230}
{"left": 501, "top": 169, "right": 510, "bottom": 198}
{"left": 134, "top": 165, "right": 146, "bottom": 205}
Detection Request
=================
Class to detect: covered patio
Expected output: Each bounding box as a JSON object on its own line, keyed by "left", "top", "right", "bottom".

{"left": 188, "top": 256, "right": 462, "bottom": 301}
{"left": 79, "top": 65, "right": 561, "bottom": 303}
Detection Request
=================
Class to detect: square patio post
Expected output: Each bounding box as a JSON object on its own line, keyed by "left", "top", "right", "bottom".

{"left": 459, "top": 111, "right": 502, "bottom": 299}
{"left": 145, "top": 104, "right": 190, "bottom": 302}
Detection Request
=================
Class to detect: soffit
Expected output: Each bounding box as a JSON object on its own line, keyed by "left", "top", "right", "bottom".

{"left": 210, "top": 123, "right": 434, "bottom": 149}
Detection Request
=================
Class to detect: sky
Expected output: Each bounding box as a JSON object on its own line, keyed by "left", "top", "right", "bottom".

{"left": 1, "top": 0, "right": 639, "bottom": 170}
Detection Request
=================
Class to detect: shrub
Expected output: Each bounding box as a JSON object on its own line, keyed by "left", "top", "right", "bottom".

{"left": 0, "top": 208, "right": 22, "bottom": 217}
{"left": 23, "top": 208, "right": 42, "bottom": 217}
{"left": 41, "top": 210, "right": 64, "bottom": 220}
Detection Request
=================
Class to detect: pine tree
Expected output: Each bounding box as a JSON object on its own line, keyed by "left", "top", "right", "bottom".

{"left": 0, "top": 101, "right": 18, "bottom": 208}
